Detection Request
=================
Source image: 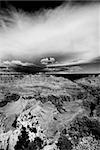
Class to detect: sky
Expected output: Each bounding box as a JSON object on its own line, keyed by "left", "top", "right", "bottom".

{"left": 0, "top": 1, "right": 100, "bottom": 73}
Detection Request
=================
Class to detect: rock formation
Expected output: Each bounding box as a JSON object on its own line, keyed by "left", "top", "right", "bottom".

{"left": 0, "top": 74, "right": 100, "bottom": 150}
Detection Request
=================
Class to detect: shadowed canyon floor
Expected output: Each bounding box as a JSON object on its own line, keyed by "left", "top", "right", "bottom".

{"left": 0, "top": 74, "right": 100, "bottom": 150}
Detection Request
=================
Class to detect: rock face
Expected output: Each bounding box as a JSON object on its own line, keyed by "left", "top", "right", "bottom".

{"left": 0, "top": 74, "right": 100, "bottom": 150}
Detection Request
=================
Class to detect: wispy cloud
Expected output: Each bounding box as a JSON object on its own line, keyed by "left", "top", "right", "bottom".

{"left": 0, "top": 3, "right": 99, "bottom": 66}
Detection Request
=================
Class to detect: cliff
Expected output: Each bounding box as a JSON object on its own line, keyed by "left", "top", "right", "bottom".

{"left": 0, "top": 74, "right": 100, "bottom": 150}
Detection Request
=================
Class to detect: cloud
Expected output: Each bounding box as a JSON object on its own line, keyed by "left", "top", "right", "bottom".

{"left": 3, "top": 60, "right": 45, "bottom": 73}
{"left": 0, "top": 3, "right": 99, "bottom": 67}
{"left": 3, "top": 60, "right": 33, "bottom": 66}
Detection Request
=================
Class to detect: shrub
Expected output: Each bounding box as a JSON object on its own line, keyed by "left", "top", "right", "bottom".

{"left": 67, "top": 115, "right": 100, "bottom": 145}
{"left": 27, "top": 137, "right": 43, "bottom": 150}
{"left": 14, "top": 126, "right": 43, "bottom": 150}
{"left": 56, "top": 135, "right": 73, "bottom": 150}
{"left": 95, "top": 105, "right": 100, "bottom": 117}
{"left": 72, "top": 136, "right": 100, "bottom": 150}
{"left": 14, "top": 126, "right": 30, "bottom": 150}
{"left": 4, "top": 93, "right": 20, "bottom": 102}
